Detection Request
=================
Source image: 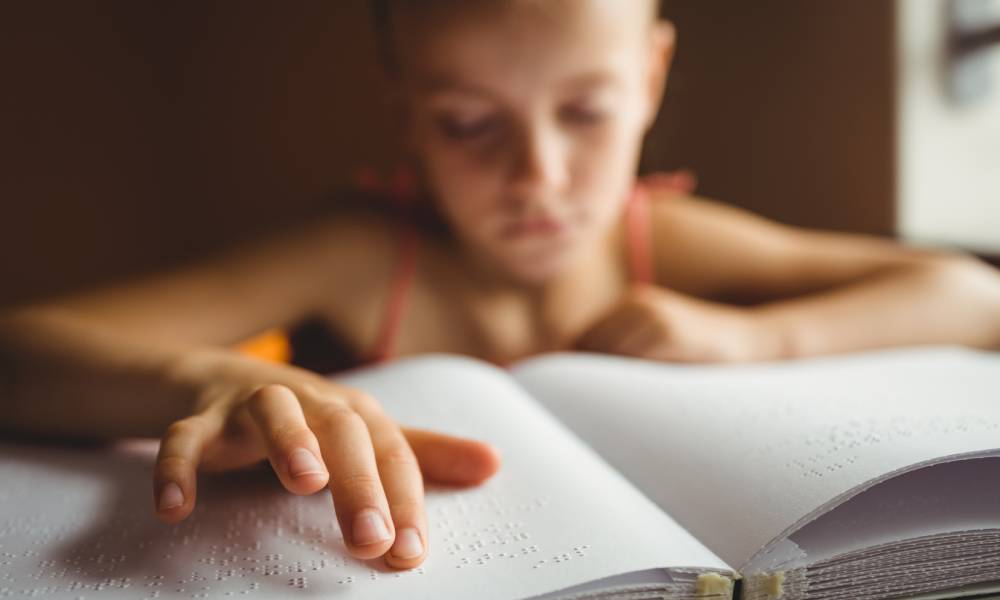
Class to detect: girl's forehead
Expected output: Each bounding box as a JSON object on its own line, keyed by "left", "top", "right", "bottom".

{"left": 393, "top": 0, "right": 652, "bottom": 97}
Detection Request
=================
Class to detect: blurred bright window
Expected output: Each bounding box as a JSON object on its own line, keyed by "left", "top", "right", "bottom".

{"left": 897, "top": 0, "right": 1000, "bottom": 253}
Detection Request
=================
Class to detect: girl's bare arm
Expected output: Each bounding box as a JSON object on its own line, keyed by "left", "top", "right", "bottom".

{"left": 40, "top": 218, "right": 393, "bottom": 347}
{"left": 0, "top": 216, "right": 388, "bottom": 436}
{"left": 647, "top": 194, "right": 1000, "bottom": 357}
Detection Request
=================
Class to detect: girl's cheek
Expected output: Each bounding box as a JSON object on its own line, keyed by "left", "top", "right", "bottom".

{"left": 422, "top": 144, "right": 505, "bottom": 223}
{"left": 570, "top": 130, "right": 630, "bottom": 187}
{"left": 420, "top": 128, "right": 494, "bottom": 173}
{"left": 429, "top": 150, "right": 498, "bottom": 201}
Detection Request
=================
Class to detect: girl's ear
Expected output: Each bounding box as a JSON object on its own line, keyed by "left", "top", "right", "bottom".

{"left": 643, "top": 20, "right": 676, "bottom": 132}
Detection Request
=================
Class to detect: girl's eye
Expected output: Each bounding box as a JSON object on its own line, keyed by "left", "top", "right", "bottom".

{"left": 435, "top": 114, "right": 499, "bottom": 141}
{"left": 561, "top": 104, "right": 607, "bottom": 126}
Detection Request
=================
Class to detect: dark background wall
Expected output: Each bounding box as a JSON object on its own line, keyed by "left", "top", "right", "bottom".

{"left": 650, "top": 0, "right": 896, "bottom": 235}
{"left": 0, "top": 1, "right": 898, "bottom": 306}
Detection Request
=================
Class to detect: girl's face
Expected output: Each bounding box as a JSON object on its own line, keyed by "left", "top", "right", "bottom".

{"left": 393, "top": 0, "right": 673, "bottom": 284}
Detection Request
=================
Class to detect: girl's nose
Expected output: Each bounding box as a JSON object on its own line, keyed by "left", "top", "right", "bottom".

{"left": 508, "top": 123, "right": 570, "bottom": 200}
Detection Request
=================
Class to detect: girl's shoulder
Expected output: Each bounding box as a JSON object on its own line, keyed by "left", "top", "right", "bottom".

{"left": 642, "top": 177, "right": 800, "bottom": 300}
{"left": 307, "top": 189, "right": 420, "bottom": 297}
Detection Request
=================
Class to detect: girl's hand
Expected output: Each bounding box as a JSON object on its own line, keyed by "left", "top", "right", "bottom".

{"left": 153, "top": 350, "right": 501, "bottom": 569}
{"left": 575, "top": 285, "right": 774, "bottom": 363}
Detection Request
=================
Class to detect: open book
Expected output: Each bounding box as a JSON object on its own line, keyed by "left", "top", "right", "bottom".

{"left": 1, "top": 347, "right": 999, "bottom": 599}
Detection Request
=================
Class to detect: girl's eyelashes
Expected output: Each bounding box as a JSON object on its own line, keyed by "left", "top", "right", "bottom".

{"left": 560, "top": 102, "right": 608, "bottom": 126}
{"left": 429, "top": 99, "right": 609, "bottom": 143}
{"left": 434, "top": 113, "right": 501, "bottom": 141}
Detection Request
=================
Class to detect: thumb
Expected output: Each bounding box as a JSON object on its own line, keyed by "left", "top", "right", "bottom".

{"left": 402, "top": 428, "right": 502, "bottom": 486}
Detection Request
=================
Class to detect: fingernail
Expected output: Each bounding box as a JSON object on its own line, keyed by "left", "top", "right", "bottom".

{"left": 158, "top": 481, "right": 184, "bottom": 510}
{"left": 352, "top": 508, "right": 391, "bottom": 546}
{"left": 288, "top": 448, "right": 325, "bottom": 478}
{"left": 391, "top": 527, "right": 423, "bottom": 559}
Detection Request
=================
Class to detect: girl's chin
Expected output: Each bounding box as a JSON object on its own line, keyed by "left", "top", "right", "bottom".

{"left": 496, "top": 248, "right": 581, "bottom": 285}
{"left": 470, "top": 230, "right": 589, "bottom": 284}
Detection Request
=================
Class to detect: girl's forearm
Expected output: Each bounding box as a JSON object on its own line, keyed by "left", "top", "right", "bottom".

{"left": 751, "top": 256, "right": 1000, "bottom": 359}
{"left": 0, "top": 306, "right": 201, "bottom": 439}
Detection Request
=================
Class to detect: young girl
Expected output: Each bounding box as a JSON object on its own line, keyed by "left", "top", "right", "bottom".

{"left": 2, "top": 0, "right": 999, "bottom": 571}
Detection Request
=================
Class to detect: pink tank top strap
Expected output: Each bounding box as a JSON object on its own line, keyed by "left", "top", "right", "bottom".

{"left": 624, "top": 181, "right": 655, "bottom": 285}
{"left": 355, "top": 167, "right": 421, "bottom": 364}
{"left": 625, "top": 169, "right": 698, "bottom": 286}
{"left": 370, "top": 225, "right": 419, "bottom": 363}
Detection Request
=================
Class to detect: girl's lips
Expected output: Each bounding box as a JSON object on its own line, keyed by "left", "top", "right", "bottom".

{"left": 500, "top": 218, "right": 567, "bottom": 239}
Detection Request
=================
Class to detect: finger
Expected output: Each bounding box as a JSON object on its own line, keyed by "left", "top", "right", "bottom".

{"left": 246, "top": 384, "right": 329, "bottom": 496}
{"left": 615, "top": 322, "right": 662, "bottom": 358}
{"left": 154, "top": 412, "right": 224, "bottom": 523}
{"left": 403, "top": 428, "right": 502, "bottom": 486}
{"left": 305, "top": 396, "right": 394, "bottom": 560}
{"left": 350, "top": 393, "right": 429, "bottom": 569}
{"left": 578, "top": 304, "right": 648, "bottom": 354}
{"left": 576, "top": 305, "right": 636, "bottom": 351}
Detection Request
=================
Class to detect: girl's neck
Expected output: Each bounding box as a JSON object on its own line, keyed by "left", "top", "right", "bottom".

{"left": 449, "top": 217, "right": 629, "bottom": 358}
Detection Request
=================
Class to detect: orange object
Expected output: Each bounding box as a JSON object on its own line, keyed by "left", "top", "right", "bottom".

{"left": 235, "top": 328, "right": 292, "bottom": 364}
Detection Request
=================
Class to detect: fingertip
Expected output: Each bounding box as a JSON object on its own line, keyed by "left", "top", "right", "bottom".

{"left": 272, "top": 447, "right": 330, "bottom": 495}
{"left": 155, "top": 506, "right": 191, "bottom": 524}
{"left": 438, "top": 439, "right": 502, "bottom": 486}
{"left": 282, "top": 470, "right": 330, "bottom": 495}
{"left": 383, "top": 554, "right": 426, "bottom": 570}
{"left": 405, "top": 429, "right": 502, "bottom": 486}
{"left": 483, "top": 442, "right": 503, "bottom": 471}
{"left": 343, "top": 508, "right": 395, "bottom": 560}
{"left": 154, "top": 481, "right": 192, "bottom": 523}
{"left": 345, "top": 540, "right": 395, "bottom": 561}
{"left": 465, "top": 441, "right": 502, "bottom": 484}
{"left": 384, "top": 526, "right": 426, "bottom": 570}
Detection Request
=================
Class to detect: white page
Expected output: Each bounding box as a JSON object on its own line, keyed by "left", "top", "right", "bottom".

{"left": 0, "top": 355, "right": 729, "bottom": 600}
{"left": 512, "top": 346, "right": 1000, "bottom": 572}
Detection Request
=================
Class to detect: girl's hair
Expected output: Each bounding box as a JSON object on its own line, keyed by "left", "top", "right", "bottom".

{"left": 370, "top": 0, "right": 663, "bottom": 74}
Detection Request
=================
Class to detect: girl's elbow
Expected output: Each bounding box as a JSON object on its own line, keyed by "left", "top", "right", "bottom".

{"left": 921, "top": 253, "right": 1000, "bottom": 348}
{"left": 932, "top": 252, "right": 1000, "bottom": 295}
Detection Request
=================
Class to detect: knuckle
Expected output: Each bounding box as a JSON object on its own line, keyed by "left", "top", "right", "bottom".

{"left": 269, "top": 425, "right": 314, "bottom": 449}
{"left": 347, "top": 390, "right": 382, "bottom": 413}
{"left": 165, "top": 416, "right": 202, "bottom": 439}
{"left": 293, "top": 380, "right": 324, "bottom": 400}
{"left": 378, "top": 446, "right": 419, "bottom": 471}
{"left": 635, "top": 300, "right": 659, "bottom": 318}
{"left": 335, "top": 472, "right": 381, "bottom": 494}
{"left": 649, "top": 317, "right": 671, "bottom": 337}
{"left": 155, "top": 455, "right": 190, "bottom": 477}
{"left": 309, "top": 404, "right": 367, "bottom": 436}
{"left": 624, "top": 295, "right": 647, "bottom": 310}
{"left": 388, "top": 498, "right": 423, "bottom": 518}
{"left": 259, "top": 382, "right": 293, "bottom": 397}
{"left": 310, "top": 401, "right": 361, "bottom": 426}
{"left": 247, "top": 383, "right": 293, "bottom": 407}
